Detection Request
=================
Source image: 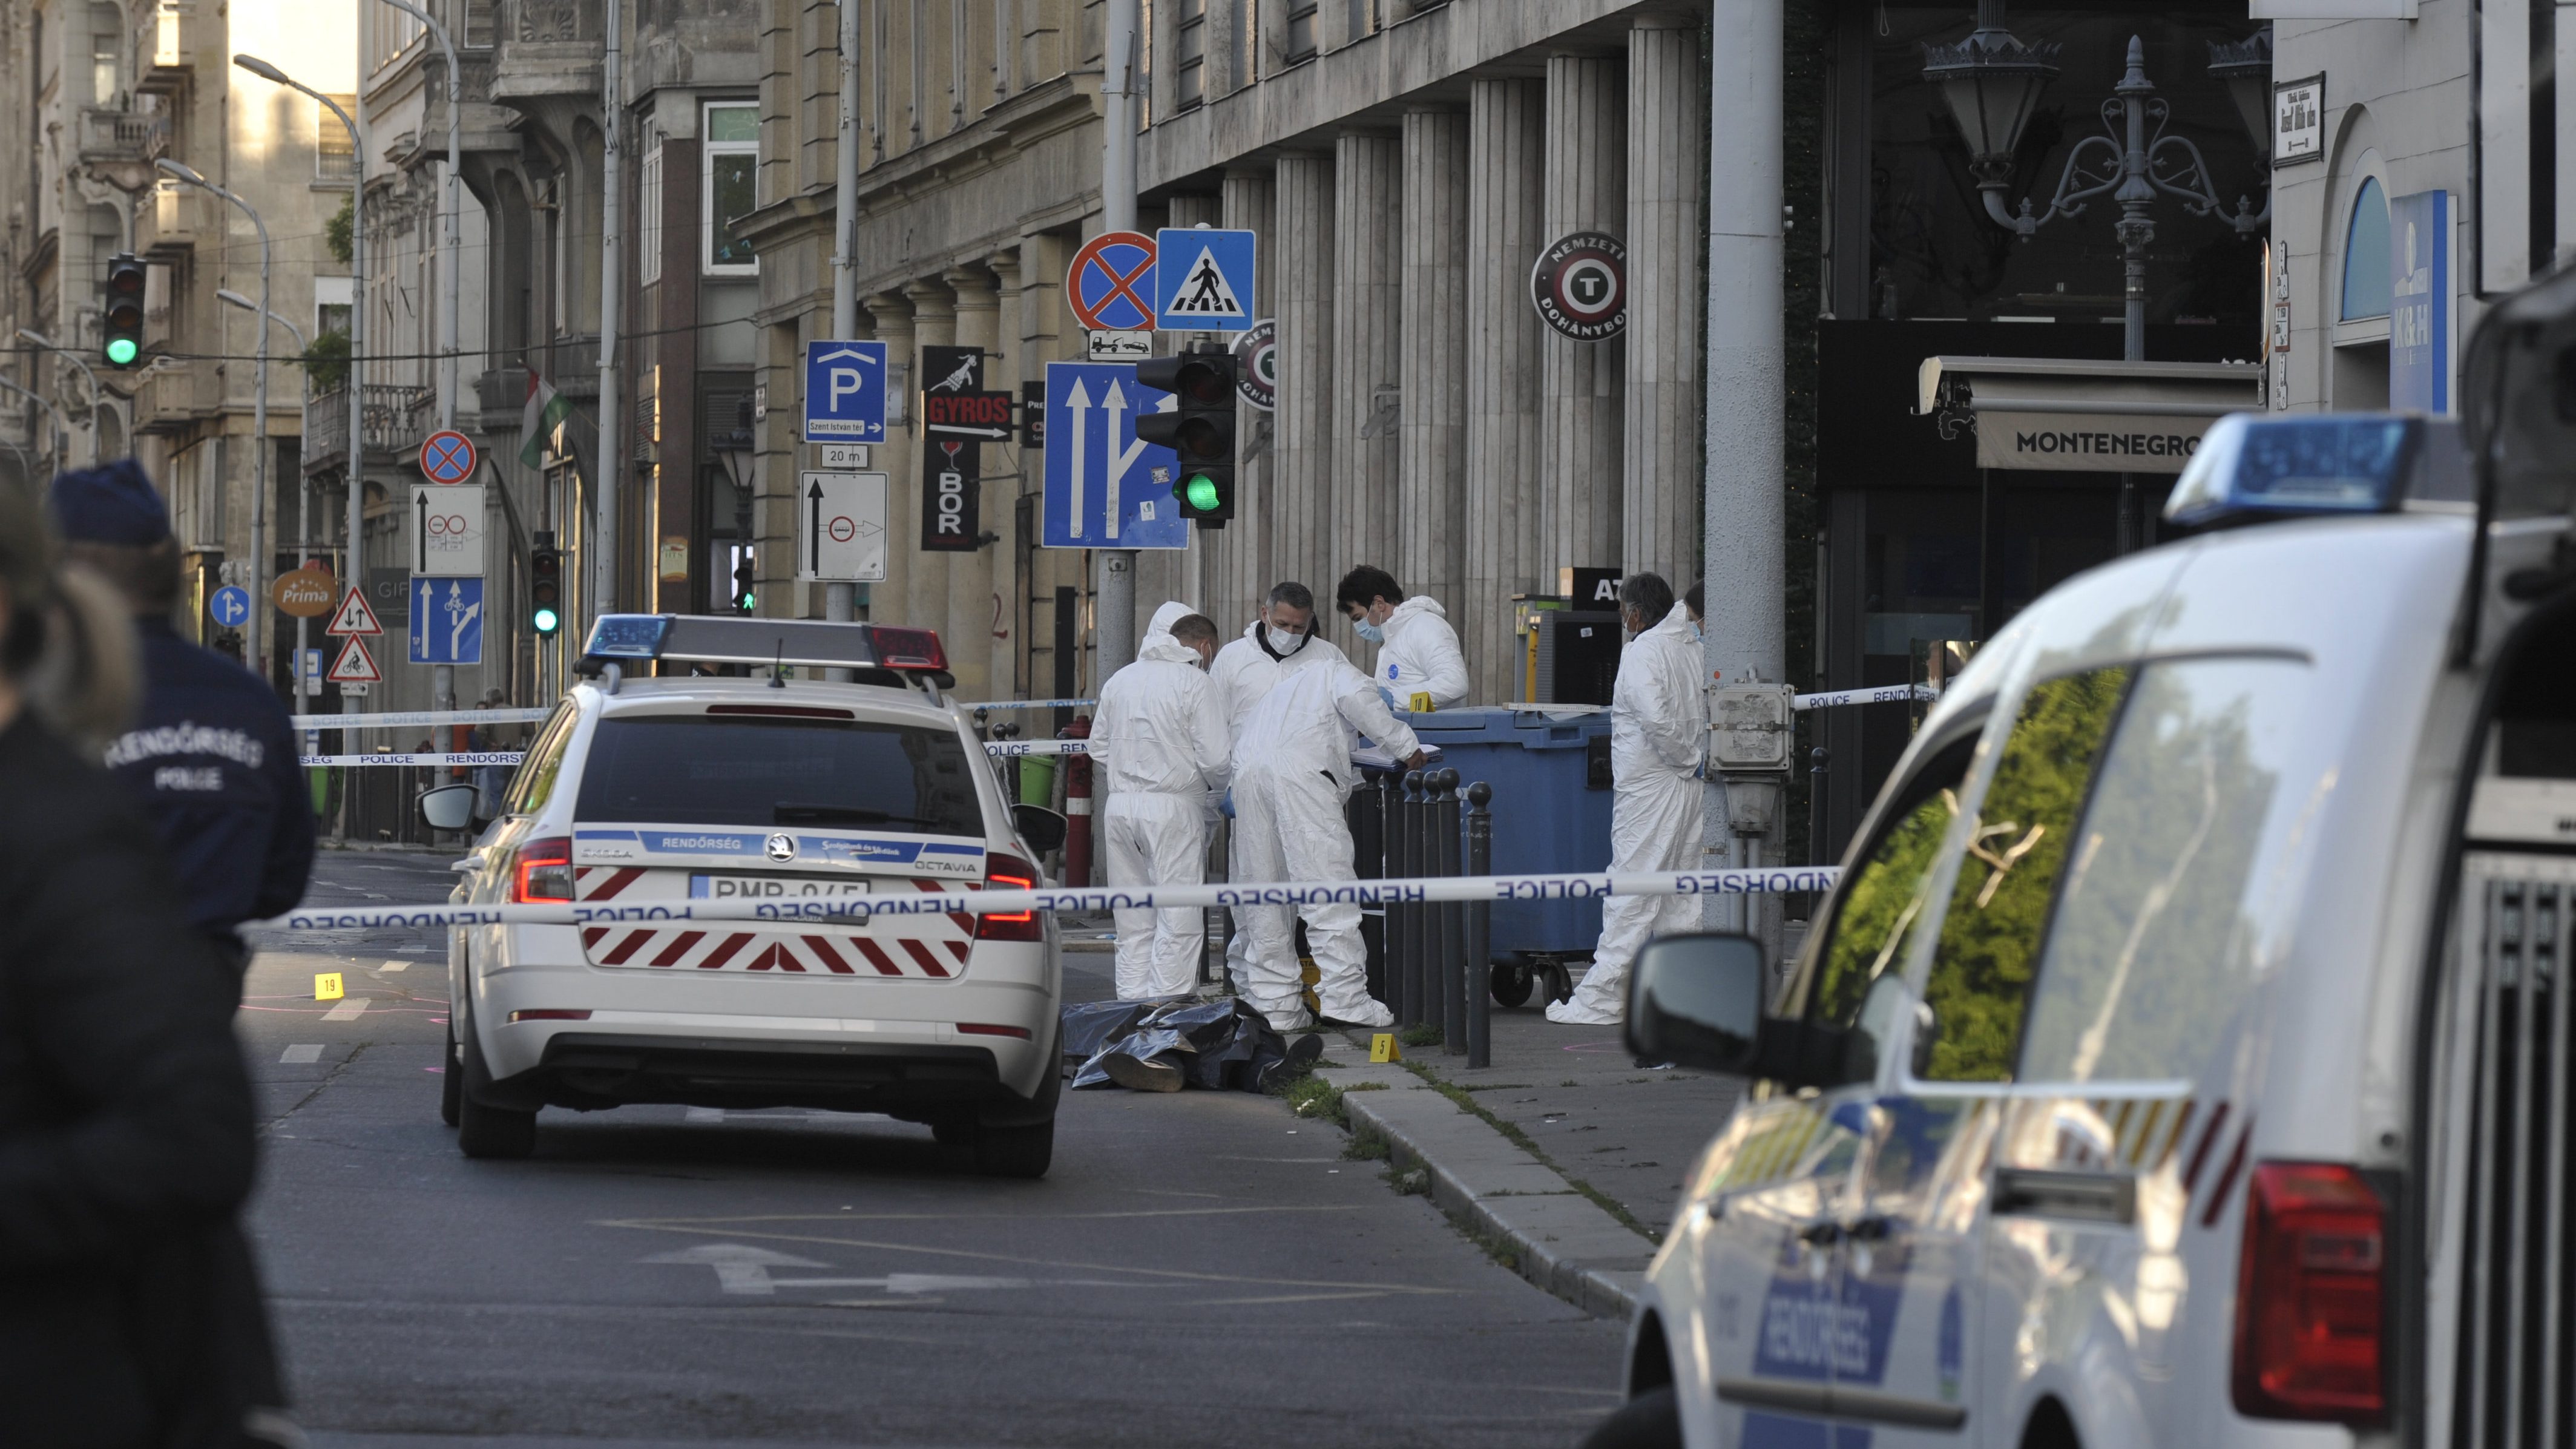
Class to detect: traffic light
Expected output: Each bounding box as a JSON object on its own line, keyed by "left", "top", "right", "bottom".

{"left": 731, "top": 546, "right": 756, "bottom": 613}
{"left": 102, "top": 254, "right": 146, "bottom": 369}
{"left": 529, "top": 532, "right": 561, "bottom": 635}
{"left": 1135, "top": 344, "right": 1237, "bottom": 528}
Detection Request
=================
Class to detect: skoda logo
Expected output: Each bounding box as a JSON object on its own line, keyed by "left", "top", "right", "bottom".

{"left": 765, "top": 833, "right": 797, "bottom": 862}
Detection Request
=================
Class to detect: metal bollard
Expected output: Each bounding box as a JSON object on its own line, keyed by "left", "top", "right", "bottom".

{"left": 1436, "top": 768, "right": 1466, "bottom": 1054}
{"left": 1809, "top": 747, "right": 1831, "bottom": 866}
{"left": 1378, "top": 772, "right": 1406, "bottom": 1021}
{"left": 1421, "top": 771, "right": 1448, "bottom": 1041}
{"left": 1401, "top": 769, "right": 1428, "bottom": 1028}
{"left": 1465, "top": 781, "right": 1493, "bottom": 1067}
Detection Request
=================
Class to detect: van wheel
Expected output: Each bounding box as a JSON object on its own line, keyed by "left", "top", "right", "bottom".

{"left": 1579, "top": 1387, "right": 1679, "bottom": 1449}
{"left": 440, "top": 1025, "right": 462, "bottom": 1127}
{"left": 455, "top": 1024, "right": 537, "bottom": 1160}
{"left": 972, "top": 1118, "right": 1054, "bottom": 1178}
{"left": 1490, "top": 962, "right": 1534, "bottom": 1008}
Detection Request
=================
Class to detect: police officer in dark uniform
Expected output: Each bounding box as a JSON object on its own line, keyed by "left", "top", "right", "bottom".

{"left": 52, "top": 460, "right": 315, "bottom": 990}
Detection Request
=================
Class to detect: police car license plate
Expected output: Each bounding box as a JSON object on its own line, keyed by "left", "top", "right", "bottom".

{"left": 689, "top": 874, "right": 873, "bottom": 900}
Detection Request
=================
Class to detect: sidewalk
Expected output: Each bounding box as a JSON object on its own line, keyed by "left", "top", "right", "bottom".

{"left": 1317, "top": 1000, "right": 1746, "bottom": 1320}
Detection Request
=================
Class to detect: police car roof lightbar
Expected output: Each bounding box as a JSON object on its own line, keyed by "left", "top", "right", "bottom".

{"left": 2164, "top": 413, "right": 2471, "bottom": 531}
{"left": 579, "top": 614, "right": 951, "bottom": 677}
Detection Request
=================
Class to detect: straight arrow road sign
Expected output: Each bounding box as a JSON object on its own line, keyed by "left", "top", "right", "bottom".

{"left": 408, "top": 577, "right": 484, "bottom": 666}
{"left": 796, "top": 471, "right": 889, "bottom": 581}
{"left": 1040, "top": 361, "right": 1187, "bottom": 550}
{"left": 410, "top": 484, "right": 487, "bottom": 576}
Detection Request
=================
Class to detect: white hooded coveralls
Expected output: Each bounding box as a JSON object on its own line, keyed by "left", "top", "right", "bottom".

{"left": 1229, "top": 663, "right": 1423, "bottom": 1028}
{"left": 1089, "top": 603, "right": 1230, "bottom": 999}
{"left": 1371, "top": 595, "right": 1470, "bottom": 710}
{"left": 1551, "top": 601, "right": 1707, "bottom": 1025}
{"left": 1205, "top": 617, "right": 1349, "bottom": 984}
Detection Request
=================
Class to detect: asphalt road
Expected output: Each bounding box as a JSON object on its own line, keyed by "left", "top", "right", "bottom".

{"left": 238, "top": 849, "right": 1622, "bottom": 1448}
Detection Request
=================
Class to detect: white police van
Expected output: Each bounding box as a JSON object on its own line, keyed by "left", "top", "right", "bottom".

{"left": 436, "top": 614, "right": 1068, "bottom": 1176}
{"left": 1605, "top": 269, "right": 2576, "bottom": 1449}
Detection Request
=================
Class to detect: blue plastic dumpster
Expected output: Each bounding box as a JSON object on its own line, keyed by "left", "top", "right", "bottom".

{"left": 1395, "top": 706, "right": 1615, "bottom": 1005}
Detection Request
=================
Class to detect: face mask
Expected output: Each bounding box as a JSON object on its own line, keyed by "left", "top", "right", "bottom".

{"left": 1352, "top": 618, "right": 1385, "bottom": 644}
{"left": 1266, "top": 626, "right": 1309, "bottom": 656}
{"left": 1692, "top": 622, "right": 1704, "bottom": 642}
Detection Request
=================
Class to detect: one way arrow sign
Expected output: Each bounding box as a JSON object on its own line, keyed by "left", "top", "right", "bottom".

{"left": 795, "top": 470, "right": 889, "bottom": 583}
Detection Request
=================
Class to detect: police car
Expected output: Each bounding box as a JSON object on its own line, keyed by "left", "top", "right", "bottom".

{"left": 438, "top": 615, "right": 1067, "bottom": 1176}
{"left": 1606, "top": 273, "right": 2576, "bottom": 1449}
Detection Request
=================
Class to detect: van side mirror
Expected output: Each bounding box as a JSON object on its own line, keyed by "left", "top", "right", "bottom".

{"left": 1626, "top": 933, "right": 1770, "bottom": 1074}
{"left": 1012, "top": 802, "right": 1068, "bottom": 854}
{"left": 417, "top": 781, "right": 478, "bottom": 833}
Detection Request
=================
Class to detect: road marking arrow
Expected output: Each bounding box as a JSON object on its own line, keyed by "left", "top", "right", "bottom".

{"left": 1102, "top": 378, "right": 1129, "bottom": 542}
{"left": 1064, "top": 376, "right": 1090, "bottom": 539}
{"left": 641, "top": 1242, "right": 832, "bottom": 1295}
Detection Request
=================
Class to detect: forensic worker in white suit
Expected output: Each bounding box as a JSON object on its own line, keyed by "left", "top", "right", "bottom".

{"left": 1335, "top": 565, "right": 1468, "bottom": 711}
{"left": 1088, "top": 605, "right": 1229, "bottom": 1000}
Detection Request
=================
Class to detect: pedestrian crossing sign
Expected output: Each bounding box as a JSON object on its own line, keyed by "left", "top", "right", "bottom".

{"left": 1154, "top": 227, "right": 1257, "bottom": 332}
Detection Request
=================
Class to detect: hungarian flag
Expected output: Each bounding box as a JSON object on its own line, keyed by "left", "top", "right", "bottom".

{"left": 518, "top": 366, "right": 597, "bottom": 481}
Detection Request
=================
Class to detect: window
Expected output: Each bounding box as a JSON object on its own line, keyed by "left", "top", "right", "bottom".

{"left": 1284, "top": 0, "right": 1318, "bottom": 64}
{"left": 638, "top": 141, "right": 663, "bottom": 286}
{"left": 461, "top": 0, "right": 495, "bottom": 47}
{"left": 1920, "top": 666, "right": 2130, "bottom": 1082}
{"left": 508, "top": 706, "right": 581, "bottom": 815}
{"left": 2016, "top": 659, "right": 2313, "bottom": 1085}
{"left": 572, "top": 717, "right": 984, "bottom": 836}
{"left": 89, "top": 2, "right": 120, "bottom": 105}
{"left": 2341, "top": 177, "right": 2392, "bottom": 321}
{"left": 702, "top": 103, "right": 759, "bottom": 275}
{"left": 1174, "top": 0, "right": 1206, "bottom": 110}
{"left": 316, "top": 96, "right": 357, "bottom": 183}
{"left": 1800, "top": 736, "right": 1976, "bottom": 1086}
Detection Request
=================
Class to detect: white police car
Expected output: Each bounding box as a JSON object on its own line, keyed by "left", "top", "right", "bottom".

{"left": 438, "top": 615, "right": 1066, "bottom": 1176}
{"left": 1602, "top": 272, "right": 2576, "bottom": 1449}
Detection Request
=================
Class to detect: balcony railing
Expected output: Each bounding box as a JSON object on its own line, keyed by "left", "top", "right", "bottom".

{"left": 77, "top": 108, "right": 169, "bottom": 165}
{"left": 301, "top": 383, "right": 436, "bottom": 472}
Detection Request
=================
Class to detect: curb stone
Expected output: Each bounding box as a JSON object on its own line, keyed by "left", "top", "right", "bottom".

{"left": 1326, "top": 1052, "right": 1651, "bottom": 1319}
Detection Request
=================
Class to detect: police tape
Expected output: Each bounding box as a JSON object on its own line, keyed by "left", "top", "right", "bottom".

{"left": 290, "top": 708, "right": 557, "bottom": 731}
{"left": 301, "top": 740, "right": 1093, "bottom": 767}
{"left": 299, "top": 752, "right": 528, "bottom": 767}
{"left": 1792, "top": 684, "right": 1939, "bottom": 711}
{"left": 254, "top": 863, "right": 1844, "bottom": 932}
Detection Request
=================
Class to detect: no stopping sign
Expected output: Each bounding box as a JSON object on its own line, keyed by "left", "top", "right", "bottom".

{"left": 1530, "top": 231, "right": 1628, "bottom": 341}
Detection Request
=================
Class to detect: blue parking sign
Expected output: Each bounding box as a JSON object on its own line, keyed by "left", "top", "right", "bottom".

{"left": 1039, "top": 362, "right": 1189, "bottom": 551}
{"left": 409, "top": 576, "right": 484, "bottom": 666}
{"left": 1154, "top": 228, "right": 1257, "bottom": 332}
{"left": 803, "top": 340, "right": 887, "bottom": 442}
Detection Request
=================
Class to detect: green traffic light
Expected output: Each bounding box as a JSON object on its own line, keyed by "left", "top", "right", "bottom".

{"left": 532, "top": 605, "right": 560, "bottom": 634}
{"left": 104, "top": 338, "right": 139, "bottom": 366}
{"left": 1183, "top": 473, "right": 1221, "bottom": 512}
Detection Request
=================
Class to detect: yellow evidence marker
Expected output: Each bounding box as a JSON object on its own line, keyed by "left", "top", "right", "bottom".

{"left": 1369, "top": 1033, "right": 1400, "bottom": 1063}
{"left": 314, "top": 971, "right": 344, "bottom": 1002}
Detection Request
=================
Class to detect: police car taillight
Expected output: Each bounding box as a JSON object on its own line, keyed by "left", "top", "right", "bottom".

{"left": 512, "top": 836, "right": 574, "bottom": 904}
{"left": 2231, "top": 1162, "right": 2388, "bottom": 1424}
{"left": 976, "top": 854, "right": 1042, "bottom": 942}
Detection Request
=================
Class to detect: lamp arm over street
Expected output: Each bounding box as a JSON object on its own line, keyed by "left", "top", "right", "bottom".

{"left": 1993, "top": 131, "right": 2126, "bottom": 237}
{"left": 2146, "top": 131, "right": 2272, "bottom": 232}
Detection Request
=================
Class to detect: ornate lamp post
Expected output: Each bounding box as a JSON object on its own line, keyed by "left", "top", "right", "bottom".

{"left": 1924, "top": 18, "right": 2273, "bottom": 364}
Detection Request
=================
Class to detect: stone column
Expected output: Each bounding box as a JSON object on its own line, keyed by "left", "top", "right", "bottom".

{"left": 1399, "top": 105, "right": 1469, "bottom": 690}
{"left": 945, "top": 263, "right": 1000, "bottom": 703}
{"left": 1331, "top": 130, "right": 1402, "bottom": 655}
{"left": 1626, "top": 19, "right": 1706, "bottom": 587}
{"left": 902, "top": 276, "right": 956, "bottom": 639}
{"left": 1465, "top": 77, "right": 1548, "bottom": 701}
{"left": 1218, "top": 165, "right": 1276, "bottom": 636}
{"left": 1017, "top": 231, "right": 1077, "bottom": 696}
{"left": 987, "top": 248, "right": 1024, "bottom": 694}
{"left": 1272, "top": 151, "right": 1335, "bottom": 617}
{"left": 1541, "top": 53, "right": 1626, "bottom": 584}
{"left": 862, "top": 291, "right": 918, "bottom": 622}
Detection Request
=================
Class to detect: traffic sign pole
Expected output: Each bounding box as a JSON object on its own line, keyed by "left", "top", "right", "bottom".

{"left": 1097, "top": 0, "right": 1142, "bottom": 686}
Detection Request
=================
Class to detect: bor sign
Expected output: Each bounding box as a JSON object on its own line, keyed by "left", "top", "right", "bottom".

{"left": 412, "top": 484, "right": 487, "bottom": 576}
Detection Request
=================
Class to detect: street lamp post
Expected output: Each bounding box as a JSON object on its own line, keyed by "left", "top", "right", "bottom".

{"left": 234, "top": 56, "right": 363, "bottom": 768}
{"left": 15, "top": 329, "right": 102, "bottom": 465}
{"left": 1924, "top": 14, "right": 2272, "bottom": 547}
{"left": 157, "top": 157, "right": 272, "bottom": 677}
{"left": 0, "top": 372, "right": 71, "bottom": 479}
{"left": 221, "top": 289, "right": 309, "bottom": 705}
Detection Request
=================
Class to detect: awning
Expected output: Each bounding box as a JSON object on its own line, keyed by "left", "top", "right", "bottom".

{"left": 1916, "top": 356, "right": 2266, "bottom": 473}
